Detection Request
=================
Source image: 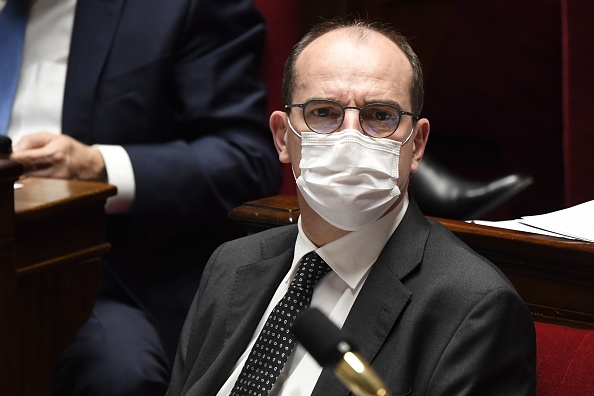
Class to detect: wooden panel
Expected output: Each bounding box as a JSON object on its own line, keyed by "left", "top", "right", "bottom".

{"left": 0, "top": 160, "right": 22, "bottom": 396}
{"left": 229, "top": 194, "right": 301, "bottom": 233}
{"left": 18, "top": 258, "right": 101, "bottom": 395}
{"left": 15, "top": 178, "right": 113, "bottom": 274}
{"left": 0, "top": 159, "right": 116, "bottom": 396}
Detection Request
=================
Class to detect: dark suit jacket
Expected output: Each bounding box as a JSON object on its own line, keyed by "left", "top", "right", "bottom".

{"left": 166, "top": 199, "right": 536, "bottom": 395}
{"left": 61, "top": 0, "right": 280, "bottom": 354}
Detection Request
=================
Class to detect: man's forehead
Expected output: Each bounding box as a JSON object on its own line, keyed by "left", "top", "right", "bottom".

{"left": 293, "top": 27, "right": 412, "bottom": 103}
{"left": 305, "top": 28, "right": 380, "bottom": 53}
{"left": 296, "top": 27, "right": 407, "bottom": 72}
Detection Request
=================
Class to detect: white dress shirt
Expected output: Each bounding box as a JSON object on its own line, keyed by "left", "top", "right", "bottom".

{"left": 2, "top": 0, "right": 134, "bottom": 213}
{"left": 216, "top": 193, "right": 410, "bottom": 396}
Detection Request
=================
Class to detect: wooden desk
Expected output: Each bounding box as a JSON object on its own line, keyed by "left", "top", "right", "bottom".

{"left": 0, "top": 159, "right": 116, "bottom": 396}
{"left": 229, "top": 195, "right": 594, "bottom": 329}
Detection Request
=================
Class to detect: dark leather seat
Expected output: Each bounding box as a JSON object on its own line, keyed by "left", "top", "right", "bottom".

{"left": 412, "top": 153, "right": 533, "bottom": 220}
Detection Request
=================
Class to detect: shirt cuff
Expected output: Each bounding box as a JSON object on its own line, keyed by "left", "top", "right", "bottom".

{"left": 94, "top": 144, "right": 135, "bottom": 214}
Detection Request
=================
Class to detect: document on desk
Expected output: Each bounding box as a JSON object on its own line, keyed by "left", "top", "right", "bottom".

{"left": 518, "top": 200, "right": 594, "bottom": 242}
{"left": 470, "top": 199, "right": 594, "bottom": 242}
{"left": 470, "top": 219, "right": 573, "bottom": 238}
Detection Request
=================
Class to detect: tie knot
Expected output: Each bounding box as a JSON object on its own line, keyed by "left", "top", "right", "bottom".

{"left": 291, "top": 251, "right": 331, "bottom": 290}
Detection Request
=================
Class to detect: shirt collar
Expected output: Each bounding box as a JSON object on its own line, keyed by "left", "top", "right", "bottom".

{"left": 294, "top": 192, "right": 409, "bottom": 289}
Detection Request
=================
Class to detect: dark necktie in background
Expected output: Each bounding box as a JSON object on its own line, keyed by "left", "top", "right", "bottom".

{"left": 230, "top": 251, "right": 331, "bottom": 396}
{"left": 0, "top": 0, "right": 28, "bottom": 135}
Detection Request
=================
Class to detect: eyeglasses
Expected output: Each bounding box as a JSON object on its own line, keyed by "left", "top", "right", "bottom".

{"left": 285, "top": 99, "right": 418, "bottom": 138}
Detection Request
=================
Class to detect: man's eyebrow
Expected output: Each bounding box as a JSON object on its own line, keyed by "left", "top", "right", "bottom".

{"left": 298, "top": 97, "right": 407, "bottom": 110}
{"left": 302, "top": 96, "right": 335, "bottom": 102}
{"left": 364, "top": 99, "right": 404, "bottom": 109}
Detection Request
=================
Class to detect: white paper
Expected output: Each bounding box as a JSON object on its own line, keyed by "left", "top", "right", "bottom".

{"left": 469, "top": 219, "right": 576, "bottom": 239}
{"left": 518, "top": 200, "right": 594, "bottom": 242}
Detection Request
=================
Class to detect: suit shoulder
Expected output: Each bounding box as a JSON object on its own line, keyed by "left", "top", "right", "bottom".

{"left": 422, "top": 218, "right": 516, "bottom": 292}
{"left": 212, "top": 224, "right": 298, "bottom": 265}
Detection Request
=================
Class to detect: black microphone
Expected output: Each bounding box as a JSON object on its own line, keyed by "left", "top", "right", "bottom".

{"left": 0, "top": 136, "right": 12, "bottom": 154}
{"left": 293, "top": 307, "right": 391, "bottom": 396}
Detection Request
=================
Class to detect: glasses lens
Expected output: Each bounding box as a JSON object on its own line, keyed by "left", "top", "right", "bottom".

{"left": 360, "top": 104, "right": 401, "bottom": 137}
{"left": 303, "top": 100, "right": 343, "bottom": 134}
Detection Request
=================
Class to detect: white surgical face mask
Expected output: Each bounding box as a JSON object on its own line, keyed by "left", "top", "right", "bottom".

{"left": 288, "top": 119, "right": 412, "bottom": 231}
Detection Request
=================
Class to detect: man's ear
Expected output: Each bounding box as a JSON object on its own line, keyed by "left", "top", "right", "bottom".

{"left": 270, "top": 111, "right": 292, "bottom": 164}
{"left": 410, "top": 118, "right": 430, "bottom": 174}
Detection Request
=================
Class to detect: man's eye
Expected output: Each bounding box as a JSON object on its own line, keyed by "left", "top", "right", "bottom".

{"left": 313, "top": 108, "right": 331, "bottom": 117}
{"left": 373, "top": 110, "right": 396, "bottom": 121}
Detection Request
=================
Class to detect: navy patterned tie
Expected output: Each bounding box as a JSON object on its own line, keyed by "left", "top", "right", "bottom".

{"left": 231, "top": 251, "right": 331, "bottom": 396}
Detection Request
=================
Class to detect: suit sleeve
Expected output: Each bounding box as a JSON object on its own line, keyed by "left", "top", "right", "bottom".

{"left": 121, "top": 0, "right": 281, "bottom": 236}
{"left": 427, "top": 287, "right": 537, "bottom": 395}
{"left": 166, "top": 242, "right": 223, "bottom": 396}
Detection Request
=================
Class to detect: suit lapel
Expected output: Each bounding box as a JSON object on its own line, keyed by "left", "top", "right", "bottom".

{"left": 227, "top": 227, "right": 299, "bottom": 336}
{"left": 312, "top": 199, "right": 431, "bottom": 396}
{"left": 63, "top": 0, "right": 127, "bottom": 140}
{"left": 226, "top": 249, "right": 294, "bottom": 344}
{"left": 181, "top": 227, "right": 299, "bottom": 395}
{"left": 212, "top": 229, "right": 297, "bottom": 382}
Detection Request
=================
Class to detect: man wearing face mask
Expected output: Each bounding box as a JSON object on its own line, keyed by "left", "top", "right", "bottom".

{"left": 166, "top": 20, "right": 536, "bottom": 396}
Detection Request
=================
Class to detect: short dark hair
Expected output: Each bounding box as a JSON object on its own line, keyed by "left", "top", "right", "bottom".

{"left": 281, "top": 19, "right": 424, "bottom": 117}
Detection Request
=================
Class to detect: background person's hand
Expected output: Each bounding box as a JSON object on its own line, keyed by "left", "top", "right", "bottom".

{"left": 10, "top": 132, "right": 107, "bottom": 181}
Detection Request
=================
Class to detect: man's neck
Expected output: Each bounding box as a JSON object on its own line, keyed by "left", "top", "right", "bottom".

{"left": 297, "top": 194, "right": 350, "bottom": 247}
{"left": 297, "top": 191, "right": 407, "bottom": 247}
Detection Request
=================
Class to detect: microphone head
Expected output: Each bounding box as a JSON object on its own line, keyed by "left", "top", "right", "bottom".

{"left": 293, "top": 307, "right": 354, "bottom": 367}
{"left": 294, "top": 308, "right": 392, "bottom": 396}
{"left": 0, "top": 136, "right": 12, "bottom": 154}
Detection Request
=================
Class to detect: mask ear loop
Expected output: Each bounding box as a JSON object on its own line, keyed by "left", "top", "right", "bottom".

{"left": 402, "top": 124, "right": 415, "bottom": 144}
{"left": 291, "top": 162, "right": 299, "bottom": 182}
{"left": 287, "top": 117, "right": 302, "bottom": 138}
{"left": 396, "top": 121, "right": 418, "bottom": 195}
{"left": 285, "top": 116, "right": 302, "bottom": 181}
